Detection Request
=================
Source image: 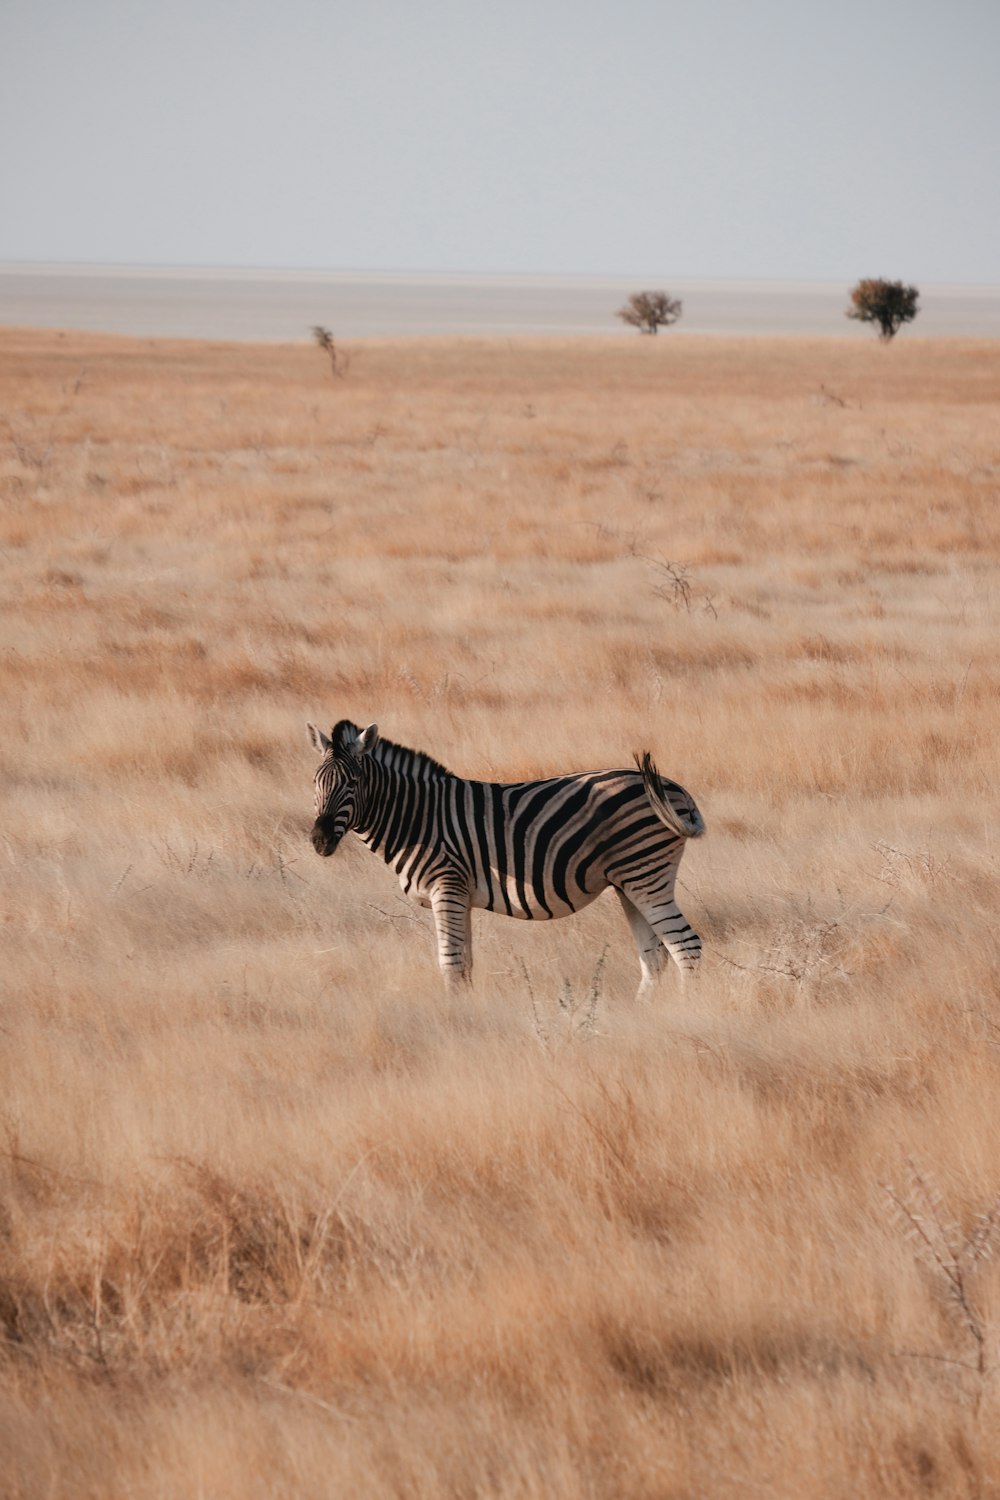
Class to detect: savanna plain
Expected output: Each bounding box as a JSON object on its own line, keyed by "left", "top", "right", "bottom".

{"left": 2, "top": 327, "right": 999, "bottom": 1498}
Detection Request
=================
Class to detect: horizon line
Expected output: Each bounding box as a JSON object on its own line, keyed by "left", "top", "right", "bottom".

{"left": 1, "top": 260, "right": 997, "bottom": 292}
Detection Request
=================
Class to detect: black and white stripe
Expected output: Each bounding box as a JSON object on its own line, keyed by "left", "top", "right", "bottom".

{"left": 307, "top": 719, "right": 705, "bottom": 995}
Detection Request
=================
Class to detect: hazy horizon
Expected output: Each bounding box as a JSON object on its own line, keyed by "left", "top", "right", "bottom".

{"left": 3, "top": 264, "right": 999, "bottom": 340}
{"left": 5, "top": 259, "right": 1000, "bottom": 289}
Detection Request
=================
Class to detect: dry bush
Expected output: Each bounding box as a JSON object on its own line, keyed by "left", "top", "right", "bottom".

{"left": 1, "top": 328, "right": 999, "bottom": 1497}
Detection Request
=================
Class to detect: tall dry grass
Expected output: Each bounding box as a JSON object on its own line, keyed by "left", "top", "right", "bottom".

{"left": 1, "top": 327, "right": 999, "bottom": 1497}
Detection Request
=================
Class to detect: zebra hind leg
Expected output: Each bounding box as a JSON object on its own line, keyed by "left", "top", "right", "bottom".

{"left": 616, "top": 885, "right": 701, "bottom": 991}
{"left": 430, "top": 884, "right": 473, "bottom": 990}
{"left": 615, "top": 889, "right": 670, "bottom": 1000}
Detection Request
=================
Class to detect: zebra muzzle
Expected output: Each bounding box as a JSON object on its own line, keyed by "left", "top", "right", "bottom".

{"left": 311, "top": 819, "right": 342, "bottom": 857}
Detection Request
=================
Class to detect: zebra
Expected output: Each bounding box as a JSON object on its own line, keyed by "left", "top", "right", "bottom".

{"left": 306, "top": 719, "right": 705, "bottom": 998}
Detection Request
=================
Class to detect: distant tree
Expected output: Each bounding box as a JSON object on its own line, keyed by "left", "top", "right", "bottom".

{"left": 311, "top": 325, "right": 348, "bottom": 377}
{"left": 846, "top": 279, "right": 919, "bottom": 342}
{"left": 617, "top": 291, "right": 682, "bottom": 335}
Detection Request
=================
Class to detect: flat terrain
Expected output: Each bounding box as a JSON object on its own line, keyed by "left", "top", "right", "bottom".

{"left": 2, "top": 329, "right": 999, "bottom": 1497}
{"left": 3, "top": 266, "right": 1000, "bottom": 338}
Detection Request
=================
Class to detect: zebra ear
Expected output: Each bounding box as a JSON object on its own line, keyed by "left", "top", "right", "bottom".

{"left": 307, "top": 722, "right": 332, "bottom": 755}
{"left": 355, "top": 723, "right": 379, "bottom": 757}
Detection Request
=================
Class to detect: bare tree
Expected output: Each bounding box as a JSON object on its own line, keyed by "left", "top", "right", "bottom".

{"left": 616, "top": 291, "right": 682, "bottom": 335}
{"left": 846, "top": 279, "right": 919, "bottom": 341}
{"left": 311, "top": 326, "right": 348, "bottom": 377}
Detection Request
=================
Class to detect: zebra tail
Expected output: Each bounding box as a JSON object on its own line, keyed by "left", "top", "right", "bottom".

{"left": 636, "top": 751, "right": 706, "bottom": 840}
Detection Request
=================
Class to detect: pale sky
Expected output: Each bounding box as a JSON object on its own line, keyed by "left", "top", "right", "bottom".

{"left": 2, "top": 0, "right": 998, "bottom": 282}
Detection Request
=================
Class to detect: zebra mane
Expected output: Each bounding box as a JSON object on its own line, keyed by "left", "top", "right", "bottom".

{"left": 334, "top": 720, "right": 452, "bottom": 781}
{"left": 373, "top": 733, "right": 453, "bottom": 781}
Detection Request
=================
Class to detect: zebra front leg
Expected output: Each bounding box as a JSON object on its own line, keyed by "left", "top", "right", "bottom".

{"left": 619, "top": 886, "right": 701, "bottom": 988}
{"left": 615, "top": 889, "right": 670, "bottom": 1001}
{"left": 430, "top": 884, "right": 473, "bottom": 990}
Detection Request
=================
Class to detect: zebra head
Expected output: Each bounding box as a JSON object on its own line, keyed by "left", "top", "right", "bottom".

{"left": 306, "top": 719, "right": 379, "bottom": 856}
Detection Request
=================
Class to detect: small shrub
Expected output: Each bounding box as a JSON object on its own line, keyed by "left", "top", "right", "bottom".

{"left": 311, "top": 325, "right": 348, "bottom": 377}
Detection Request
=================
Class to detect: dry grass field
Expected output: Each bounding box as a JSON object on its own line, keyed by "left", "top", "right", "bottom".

{"left": 2, "top": 326, "right": 999, "bottom": 1497}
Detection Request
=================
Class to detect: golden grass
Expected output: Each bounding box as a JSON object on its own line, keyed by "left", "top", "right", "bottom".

{"left": 2, "top": 327, "right": 1000, "bottom": 1497}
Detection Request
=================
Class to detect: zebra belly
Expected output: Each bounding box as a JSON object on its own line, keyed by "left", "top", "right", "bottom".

{"left": 401, "top": 870, "right": 599, "bottom": 920}
{"left": 471, "top": 876, "right": 603, "bottom": 920}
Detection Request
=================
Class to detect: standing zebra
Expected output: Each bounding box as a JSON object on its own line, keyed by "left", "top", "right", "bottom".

{"left": 307, "top": 720, "right": 705, "bottom": 997}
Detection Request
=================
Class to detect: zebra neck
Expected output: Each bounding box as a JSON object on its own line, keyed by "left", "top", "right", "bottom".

{"left": 354, "top": 760, "right": 449, "bottom": 863}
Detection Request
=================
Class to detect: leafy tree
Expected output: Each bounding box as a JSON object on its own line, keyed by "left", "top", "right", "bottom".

{"left": 617, "top": 291, "right": 682, "bottom": 335}
{"left": 846, "top": 279, "right": 919, "bottom": 341}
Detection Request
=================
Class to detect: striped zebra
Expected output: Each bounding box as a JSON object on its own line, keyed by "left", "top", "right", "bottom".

{"left": 307, "top": 720, "right": 705, "bottom": 997}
